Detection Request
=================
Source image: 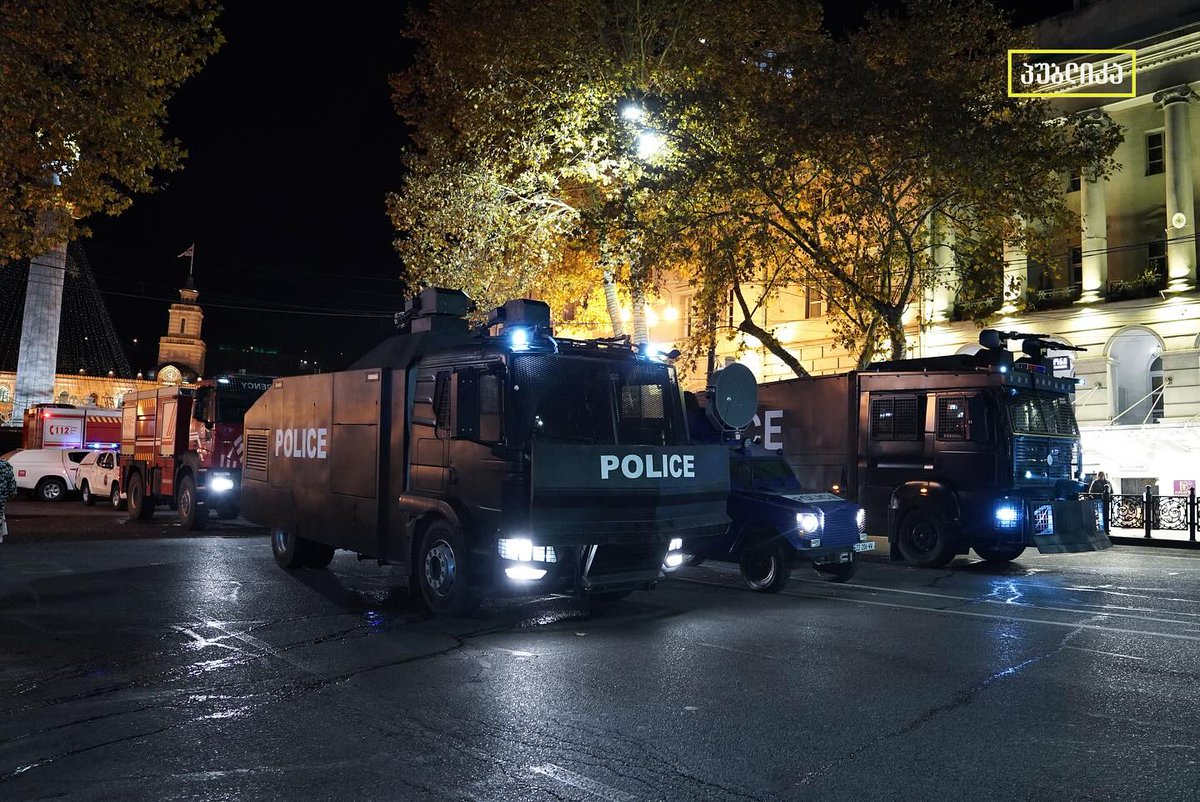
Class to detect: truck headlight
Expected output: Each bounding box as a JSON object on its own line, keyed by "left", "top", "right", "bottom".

{"left": 856, "top": 509, "right": 866, "bottom": 531}
{"left": 995, "top": 505, "right": 1020, "bottom": 528}
{"left": 796, "top": 512, "right": 820, "bottom": 533}
{"left": 668, "top": 538, "right": 683, "bottom": 552}
{"left": 210, "top": 476, "right": 235, "bottom": 492}
{"left": 498, "top": 538, "right": 557, "bottom": 563}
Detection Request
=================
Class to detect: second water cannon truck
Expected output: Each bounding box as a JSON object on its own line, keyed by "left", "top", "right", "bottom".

{"left": 241, "top": 288, "right": 732, "bottom": 613}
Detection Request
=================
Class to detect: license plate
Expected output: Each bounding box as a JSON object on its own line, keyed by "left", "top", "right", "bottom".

{"left": 853, "top": 541, "right": 876, "bottom": 553}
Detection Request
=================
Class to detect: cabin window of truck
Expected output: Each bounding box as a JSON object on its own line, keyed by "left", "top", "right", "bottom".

{"left": 869, "top": 395, "right": 919, "bottom": 440}
{"left": 936, "top": 395, "right": 969, "bottom": 440}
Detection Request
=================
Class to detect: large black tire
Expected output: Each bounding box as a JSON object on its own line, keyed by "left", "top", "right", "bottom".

{"left": 739, "top": 537, "right": 793, "bottom": 593}
{"left": 80, "top": 480, "right": 95, "bottom": 506}
{"left": 35, "top": 477, "right": 67, "bottom": 502}
{"left": 417, "top": 519, "right": 478, "bottom": 615}
{"left": 126, "top": 472, "right": 154, "bottom": 521}
{"left": 270, "top": 528, "right": 335, "bottom": 569}
{"left": 974, "top": 543, "right": 1026, "bottom": 563}
{"left": 896, "top": 509, "right": 957, "bottom": 568}
{"left": 815, "top": 560, "right": 857, "bottom": 583}
{"left": 177, "top": 475, "right": 208, "bottom": 531}
{"left": 110, "top": 484, "right": 125, "bottom": 510}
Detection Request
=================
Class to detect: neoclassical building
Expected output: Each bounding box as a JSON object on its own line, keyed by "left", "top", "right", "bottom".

{"left": 621, "top": 0, "right": 1200, "bottom": 496}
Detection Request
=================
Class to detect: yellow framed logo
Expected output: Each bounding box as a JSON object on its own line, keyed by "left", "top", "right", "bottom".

{"left": 1007, "top": 49, "right": 1137, "bottom": 98}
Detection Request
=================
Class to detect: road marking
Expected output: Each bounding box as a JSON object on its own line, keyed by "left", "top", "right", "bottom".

{"left": 529, "top": 763, "right": 634, "bottom": 802}
{"left": 676, "top": 577, "right": 1200, "bottom": 643}
{"left": 696, "top": 641, "right": 780, "bottom": 661}
{"left": 790, "top": 577, "right": 1200, "bottom": 628}
{"left": 1064, "top": 646, "right": 1146, "bottom": 661}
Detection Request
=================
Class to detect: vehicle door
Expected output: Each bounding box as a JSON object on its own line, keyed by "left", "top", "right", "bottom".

{"left": 862, "top": 392, "right": 927, "bottom": 518}
{"left": 64, "top": 450, "right": 91, "bottom": 489}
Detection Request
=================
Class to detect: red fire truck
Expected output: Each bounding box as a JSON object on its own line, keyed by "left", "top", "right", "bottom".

{"left": 23, "top": 405, "right": 122, "bottom": 450}
{"left": 120, "top": 375, "right": 271, "bottom": 529}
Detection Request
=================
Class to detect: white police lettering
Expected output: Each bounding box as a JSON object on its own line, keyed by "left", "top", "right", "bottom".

{"left": 600, "top": 453, "right": 696, "bottom": 480}
{"left": 275, "top": 427, "right": 329, "bottom": 459}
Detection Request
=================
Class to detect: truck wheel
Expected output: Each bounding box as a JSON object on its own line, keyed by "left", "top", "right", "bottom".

{"left": 897, "top": 510, "right": 956, "bottom": 568}
{"left": 417, "top": 520, "right": 478, "bottom": 615}
{"left": 815, "top": 560, "right": 857, "bottom": 583}
{"left": 81, "top": 480, "right": 95, "bottom": 505}
{"left": 177, "top": 476, "right": 208, "bottom": 531}
{"left": 974, "top": 543, "right": 1026, "bottom": 563}
{"left": 739, "top": 538, "right": 792, "bottom": 593}
{"left": 110, "top": 484, "right": 125, "bottom": 510}
{"left": 36, "top": 477, "right": 67, "bottom": 502}
{"left": 271, "top": 529, "right": 335, "bottom": 569}
{"left": 126, "top": 473, "right": 154, "bottom": 521}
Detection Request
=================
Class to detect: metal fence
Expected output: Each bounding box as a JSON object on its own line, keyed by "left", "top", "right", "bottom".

{"left": 1083, "top": 487, "right": 1198, "bottom": 544}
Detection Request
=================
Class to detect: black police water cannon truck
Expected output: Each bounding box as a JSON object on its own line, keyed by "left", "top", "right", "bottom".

{"left": 753, "top": 328, "right": 1111, "bottom": 568}
{"left": 241, "top": 288, "right": 732, "bottom": 613}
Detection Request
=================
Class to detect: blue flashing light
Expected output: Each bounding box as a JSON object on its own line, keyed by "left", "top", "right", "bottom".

{"left": 510, "top": 327, "right": 530, "bottom": 350}
{"left": 998, "top": 366, "right": 1007, "bottom": 373}
{"left": 217, "top": 377, "right": 231, "bottom": 384}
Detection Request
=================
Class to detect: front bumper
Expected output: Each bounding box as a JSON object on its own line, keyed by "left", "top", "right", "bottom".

{"left": 485, "top": 540, "right": 672, "bottom": 597}
{"left": 794, "top": 541, "right": 874, "bottom": 565}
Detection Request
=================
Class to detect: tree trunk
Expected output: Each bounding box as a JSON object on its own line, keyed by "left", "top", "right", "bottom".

{"left": 602, "top": 270, "right": 625, "bottom": 338}
{"left": 736, "top": 317, "right": 810, "bottom": 378}
{"left": 855, "top": 316, "right": 882, "bottom": 370}
{"left": 886, "top": 312, "right": 907, "bottom": 361}
{"left": 631, "top": 285, "right": 648, "bottom": 345}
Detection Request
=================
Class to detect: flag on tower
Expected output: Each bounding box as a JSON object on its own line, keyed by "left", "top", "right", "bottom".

{"left": 178, "top": 244, "right": 195, "bottom": 258}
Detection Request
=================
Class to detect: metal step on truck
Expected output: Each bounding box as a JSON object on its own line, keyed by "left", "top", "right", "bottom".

{"left": 240, "top": 288, "right": 732, "bottom": 614}
{"left": 755, "top": 330, "right": 1112, "bottom": 567}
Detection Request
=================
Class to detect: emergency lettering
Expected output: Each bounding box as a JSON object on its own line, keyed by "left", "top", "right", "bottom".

{"left": 600, "top": 453, "right": 695, "bottom": 480}
{"left": 275, "top": 427, "right": 328, "bottom": 459}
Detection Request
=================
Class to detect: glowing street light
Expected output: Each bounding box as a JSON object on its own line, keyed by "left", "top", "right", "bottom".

{"left": 620, "top": 103, "right": 645, "bottom": 122}
{"left": 635, "top": 130, "right": 665, "bottom": 160}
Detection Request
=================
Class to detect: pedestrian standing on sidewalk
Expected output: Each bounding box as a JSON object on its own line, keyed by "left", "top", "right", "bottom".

{"left": 0, "top": 455, "right": 16, "bottom": 543}
{"left": 1088, "top": 471, "right": 1113, "bottom": 496}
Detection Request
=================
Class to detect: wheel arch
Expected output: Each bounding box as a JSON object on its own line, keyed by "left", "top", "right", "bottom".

{"left": 887, "top": 481, "right": 961, "bottom": 542}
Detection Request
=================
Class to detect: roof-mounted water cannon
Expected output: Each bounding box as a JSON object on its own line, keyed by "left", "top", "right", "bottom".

{"left": 393, "top": 287, "right": 475, "bottom": 334}
{"left": 705, "top": 363, "right": 758, "bottom": 438}
{"left": 978, "top": 329, "right": 1085, "bottom": 372}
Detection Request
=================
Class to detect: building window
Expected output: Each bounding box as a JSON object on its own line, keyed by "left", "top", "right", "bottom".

{"left": 1150, "top": 356, "right": 1165, "bottom": 423}
{"left": 1108, "top": 328, "right": 1164, "bottom": 425}
{"left": 727, "top": 289, "right": 735, "bottom": 330}
{"left": 682, "top": 294, "right": 694, "bottom": 338}
{"left": 1148, "top": 237, "right": 1167, "bottom": 278}
{"left": 805, "top": 284, "right": 825, "bottom": 319}
{"left": 179, "top": 318, "right": 186, "bottom": 334}
{"left": 1068, "top": 172, "right": 1081, "bottom": 193}
{"left": 1146, "top": 131, "right": 1165, "bottom": 176}
{"left": 1070, "top": 246, "right": 1082, "bottom": 286}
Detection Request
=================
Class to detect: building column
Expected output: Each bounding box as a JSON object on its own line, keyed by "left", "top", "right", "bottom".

{"left": 1077, "top": 110, "right": 1112, "bottom": 303}
{"left": 1154, "top": 85, "right": 1198, "bottom": 293}
{"left": 1001, "top": 233, "right": 1028, "bottom": 315}
{"left": 13, "top": 207, "right": 68, "bottom": 422}
{"left": 928, "top": 212, "right": 956, "bottom": 323}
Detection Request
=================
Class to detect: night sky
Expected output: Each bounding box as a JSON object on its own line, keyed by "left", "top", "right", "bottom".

{"left": 81, "top": 0, "right": 1073, "bottom": 376}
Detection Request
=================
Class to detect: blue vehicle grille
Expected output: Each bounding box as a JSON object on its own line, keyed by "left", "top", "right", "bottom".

{"left": 820, "top": 506, "right": 860, "bottom": 547}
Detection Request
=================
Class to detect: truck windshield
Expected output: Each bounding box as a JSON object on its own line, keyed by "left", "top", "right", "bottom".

{"left": 1007, "top": 389, "right": 1078, "bottom": 436}
{"left": 510, "top": 355, "right": 685, "bottom": 446}
{"left": 216, "top": 392, "right": 260, "bottom": 423}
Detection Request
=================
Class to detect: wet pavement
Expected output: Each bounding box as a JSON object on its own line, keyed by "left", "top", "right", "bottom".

{"left": 1, "top": 536, "right": 1198, "bottom": 800}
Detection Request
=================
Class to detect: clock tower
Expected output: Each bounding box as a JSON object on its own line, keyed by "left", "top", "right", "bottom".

{"left": 155, "top": 274, "right": 206, "bottom": 382}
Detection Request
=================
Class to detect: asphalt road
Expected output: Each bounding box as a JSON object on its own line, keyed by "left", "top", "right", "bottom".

{"left": 1, "top": 531, "right": 1198, "bottom": 801}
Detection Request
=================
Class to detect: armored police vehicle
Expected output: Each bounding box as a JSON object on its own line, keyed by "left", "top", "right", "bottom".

{"left": 241, "top": 289, "right": 731, "bottom": 613}
{"left": 679, "top": 367, "right": 871, "bottom": 592}
{"left": 756, "top": 330, "right": 1111, "bottom": 568}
